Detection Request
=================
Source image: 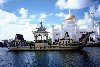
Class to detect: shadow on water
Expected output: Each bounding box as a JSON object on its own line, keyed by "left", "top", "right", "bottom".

{"left": 0, "top": 48, "right": 100, "bottom": 67}
{"left": 59, "top": 50, "right": 97, "bottom": 67}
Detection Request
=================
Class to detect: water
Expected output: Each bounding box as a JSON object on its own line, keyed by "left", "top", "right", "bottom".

{"left": 0, "top": 47, "right": 100, "bottom": 67}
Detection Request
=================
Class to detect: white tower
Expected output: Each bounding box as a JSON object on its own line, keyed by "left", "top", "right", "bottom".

{"left": 52, "top": 25, "right": 55, "bottom": 44}
{"left": 90, "top": 11, "right": 95, "bottom": 28}
{"left": 64, "top": 9, "right": 77, "bottom": 40}
{"left": 97, "top": 21, "right": 100, "bottom": 35}
{"left": 61, "top": 24, "right": 64, "bottom": 39}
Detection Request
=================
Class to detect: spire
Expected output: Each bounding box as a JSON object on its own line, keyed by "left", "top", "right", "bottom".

{"left": 69, "top": 9, "right": 71, "bottom": 14}
{"left": 40, "top": 22, "right": 43, "bottom": 27}
{"left": 36, "top": 22, "right": 46, "bottom": 31}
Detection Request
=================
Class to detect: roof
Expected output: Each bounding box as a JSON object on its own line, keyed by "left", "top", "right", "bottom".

{"left": 36, "top": 22, "right": 47, "bottom": 32}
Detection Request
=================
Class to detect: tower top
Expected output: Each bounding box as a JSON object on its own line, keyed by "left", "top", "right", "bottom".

{"left": 40, "top": 22, "right": 43, "bottom": 28}
{"left": 64, "top": 9, "right": 76, "bottom": 21}
{"left": 36, "top": 22, "right": 46, "bottom": 31}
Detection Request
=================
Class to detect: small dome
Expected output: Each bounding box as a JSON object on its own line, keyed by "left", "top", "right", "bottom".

{"left": 65, "top": 14, "right": 75, "bottom": 21}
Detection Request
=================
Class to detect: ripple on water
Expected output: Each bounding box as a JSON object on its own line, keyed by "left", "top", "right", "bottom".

{"left": 0, "top": 47, "right": 100, "bottom": 67}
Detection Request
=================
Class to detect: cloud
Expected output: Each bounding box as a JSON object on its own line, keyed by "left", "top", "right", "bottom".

{"left": 77, "top": 11, "right": 94, "bottom": 29}
{"left": 0, "top": 0, "right": 6, "bottom": 6}
{"left": 29, "top": 12, "right": 53, "bottom": 22}
{"left": 21, "top": 22, "right": 38, "bottom": 41}
{"left": 0, "top": 23, "right": 38, "bottom": 41}
{"left": 76, "top": 5, "right": 100, "bottom": 29}
{"left": 0, "top": 8, "right": 54, "bottom": 41}
{"left": 77, "top": 6, "right": 98, "bottom": 29}
{"left": 56, "top": 0, "right": 96, "bottom": 10}
{"left": 88, "top": 5, "right": 100, "bottom": 18}
{"left": 0, "top": 9, "right": 18, "bottom": 26}
{"left": 30, "top": 14, "right": 36, "bottom": 19}
{"left": 55, "top": 12, "right": 66, "bottom": 17}
{"left": 49, "top": 13, "right": 53, "bottom": 16}
{"left": 0, "top": 8, "right": 38, "bottom": 41}
{"left": 38, "top": 12, "right": 48, "bottom": 22}
{"left": 19, "top": 8, "right": 28, "bottom": 19}
{"left": 95, "top": 5, "right": 100, "bottom": 18}
{"left": 56, "top": 0, "right": 66, "bottom": 10}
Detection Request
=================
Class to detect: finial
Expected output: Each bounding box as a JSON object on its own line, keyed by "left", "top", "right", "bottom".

{"left": 40, "top": 22, "right": 42, "bottom": 27}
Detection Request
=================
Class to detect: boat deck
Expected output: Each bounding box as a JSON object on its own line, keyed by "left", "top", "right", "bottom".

{"left": 8, "top": 46, "right": 82, "bottom": 51}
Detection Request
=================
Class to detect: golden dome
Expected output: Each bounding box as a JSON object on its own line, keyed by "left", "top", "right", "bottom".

{"left": 65, "top": 14, "right": 75, "bottom": 21}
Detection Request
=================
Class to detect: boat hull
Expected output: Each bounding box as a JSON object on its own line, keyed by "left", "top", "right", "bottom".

{"left": 8, "top": 45, "right": 84, "bottom": 51}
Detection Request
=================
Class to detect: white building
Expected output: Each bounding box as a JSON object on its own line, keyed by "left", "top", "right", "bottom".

{"left": 51, "top": 11, "right": 100, "bottom": 44}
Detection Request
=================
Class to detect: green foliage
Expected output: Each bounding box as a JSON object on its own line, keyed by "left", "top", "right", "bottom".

{"left": 48, "top": 37, "right": 52, "bottom": 45}
{"left": 27, "top": 41, "right": 33, "bottom": 44}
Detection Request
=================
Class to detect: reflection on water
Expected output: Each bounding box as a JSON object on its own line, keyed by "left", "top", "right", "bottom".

{"left": 0, "top": 47, "right": 100, "bottom": 67}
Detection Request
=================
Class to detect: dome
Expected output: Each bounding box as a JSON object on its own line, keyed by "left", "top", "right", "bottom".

{"left": 65, "top": 14, "right": 75, "bottom": 21}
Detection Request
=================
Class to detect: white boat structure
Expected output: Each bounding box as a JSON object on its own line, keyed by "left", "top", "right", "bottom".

{"left": 7, "top": 22, "right": 93, "bottom": 51}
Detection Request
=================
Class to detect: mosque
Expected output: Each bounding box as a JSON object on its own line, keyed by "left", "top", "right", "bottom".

{"left": 51, "top": 10, "right": 100, "bottom": 45}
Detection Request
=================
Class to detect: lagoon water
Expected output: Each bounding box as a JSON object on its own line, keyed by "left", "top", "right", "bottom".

{"left": 0, "top": 47, "right": 100, "bottom": 67}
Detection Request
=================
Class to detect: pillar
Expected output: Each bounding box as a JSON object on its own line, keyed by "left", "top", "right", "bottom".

{"left": 46, "top": 35, "right": 48, "bottom": 43}
{"left": 41, "top": 35, "right": 42, "bottom": 41}
{"left": 52, "top": 25, "right": 55, "bottom": 44}
{"left": 35, "top": 35, "right": 37, "bottom": 42}
{"left": 98, "top": 21, "right": 100, "bottom": 35}
{"left": 75, "top": 25, "right": 79, "bottom": 41}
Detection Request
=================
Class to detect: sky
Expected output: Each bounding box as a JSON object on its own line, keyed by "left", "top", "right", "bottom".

{"left": 0, "top": 0, "right": 100, "bottom": 41}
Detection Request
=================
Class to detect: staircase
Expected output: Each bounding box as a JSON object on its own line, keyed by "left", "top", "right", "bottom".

{"left": 79, "top": 32, "right": 94, "bottom": 46}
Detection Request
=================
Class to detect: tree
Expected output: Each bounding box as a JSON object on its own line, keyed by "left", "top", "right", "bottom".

{"left": 48, "top": 37, "right": 52, "bottom": 45}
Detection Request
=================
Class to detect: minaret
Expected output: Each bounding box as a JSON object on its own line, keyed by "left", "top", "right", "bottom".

{"left": 90, "top": 11, "right": 95, "bottom": 28}
{"left": 97, "top": 21, "right": 100, "bottom": 35}
{"left": 52, "top": 25, "right": 55, "bottom": 44}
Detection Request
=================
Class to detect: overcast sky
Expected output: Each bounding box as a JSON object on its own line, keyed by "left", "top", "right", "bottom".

{"left": 0, "top": 0, "right": 100, "bottom": 41}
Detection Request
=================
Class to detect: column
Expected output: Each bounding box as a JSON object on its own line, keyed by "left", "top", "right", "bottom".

{"left": 41, "top": 35, "right": 42, "bottom": 41}
{"left": 88, "top": 36, "right": 90, "bottom": 42}
{"left": 75, "top": 25, "right": 79, "bottom": 41}
{"left": 98, "top": 21, "right": 100, "bottom": 35}
{"left": 35, "top": 35, "right": 37, "bottom": 42}
{"left": 46, "top": 34, "right": 48, "bottom": 43}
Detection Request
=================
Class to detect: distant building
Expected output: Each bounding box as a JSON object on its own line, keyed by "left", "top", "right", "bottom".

{"left": 0, "top": 42, "right": 3, "bottom": 47}
{"left": 15, "top": 34, "right": 24, "bottom": 41}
